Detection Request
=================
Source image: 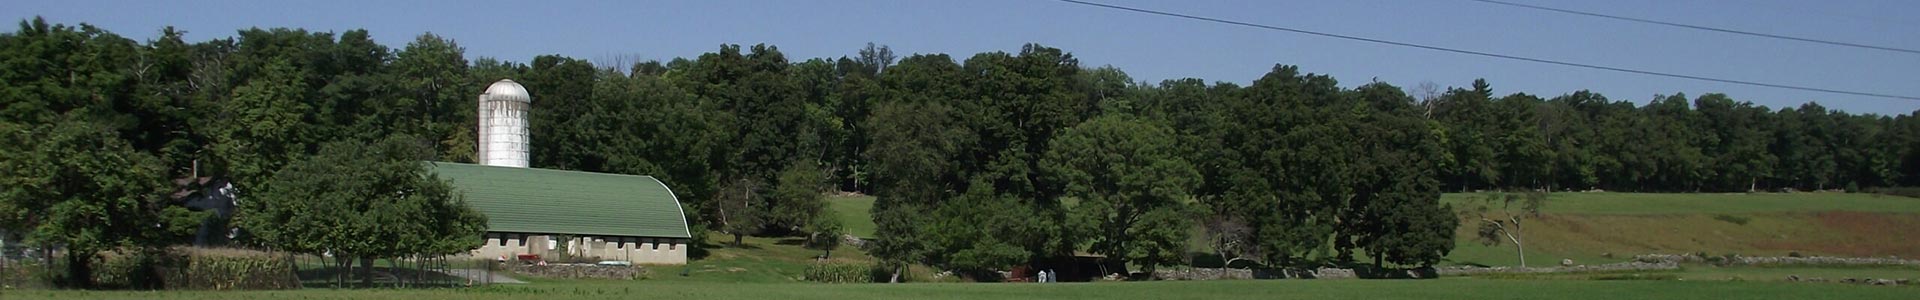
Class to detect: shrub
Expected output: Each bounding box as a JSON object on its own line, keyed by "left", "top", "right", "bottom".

{"left": 803, "top": 262, "right": 874, "bottom": 283}
{"left": 93, "top": 251, "right": 149, "bottom": 288}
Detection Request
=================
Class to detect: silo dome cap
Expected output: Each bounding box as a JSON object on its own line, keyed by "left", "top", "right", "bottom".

{"left": 484, "top": 79, "right": 531, "bottom": 103}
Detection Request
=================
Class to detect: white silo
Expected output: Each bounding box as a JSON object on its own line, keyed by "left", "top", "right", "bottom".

{"left": 477, "top": 79, "right": 531, "bottom": 168}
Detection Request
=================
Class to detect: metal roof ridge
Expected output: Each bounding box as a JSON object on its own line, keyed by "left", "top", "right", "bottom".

{"left": 425, "top": 161, "right": 663, "bottom": 181}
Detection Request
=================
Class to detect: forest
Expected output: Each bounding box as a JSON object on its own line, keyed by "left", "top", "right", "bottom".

{"left": 3, "top": 18, "right": 1918, "bottom": 282}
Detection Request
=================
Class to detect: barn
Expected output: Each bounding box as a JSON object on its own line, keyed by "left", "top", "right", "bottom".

{"left": 429, "top": 161, "right": 692, "bottom": 265}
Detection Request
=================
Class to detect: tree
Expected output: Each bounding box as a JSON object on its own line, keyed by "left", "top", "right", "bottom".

{"left": 1044, "top": 116, "right": 1199, "bottom": 273}
{"left": 384, "top": 33, "right": 471, "bottom": 160}
{"left": 206, "top": 59, "right": 313, "bottom": 188}
{"left": 521, "top": 55, "right": 601, "bottom": 171}
{"left": 1201, "top": 65, "right": 1352, "bottom": 265}
{"left": 767, "top": 160, "right": 829, "bottom": 233}
{"left": 807, "top": 217, "right": 845, "bottom": 259}
{"left": 1431, "top": 79, "right": 1501, "bottom": 191}
{"left": 713, "top": 177, "right": 764, "bottom": 246}
{"left": 864, "top": 99, "right": 969, "bottom": 282}
{"left": 1694, "top": 94, "right": 1775, "bottom": 192}
{"left": 1492, "top": 93, "right": 1552, "bottom": 190}
{"left": 1466, "top": 191, "right": 1543, "bottom": 267}
{"left": 1200, "top": 214, "right": 1259, "bottom": 269}
{"left": 1339, "top": 81, "right": 1457, "bottom": 268}
{"left": 0, "top": 118, "right": 196, "bottom": 288}
{"left": 925, "top": 183, "right": 1042, "bottom": 274}
{"left": 1543, "top": 91, "right": 1607, "bottom": 190}
{"left": 1641, "top": 94, "right": 1710, "bottom": 191}
{"left": 241, "top": 136, "right": 486, "bottom": 287}
{"left": 1362, "top": 170, "right": 1456, "bottom": 268}
{"left": 678, "top": 44, "right": 831, "bottom": 242}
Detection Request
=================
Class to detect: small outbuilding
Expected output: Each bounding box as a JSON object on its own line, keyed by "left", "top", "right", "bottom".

{"left": 428, "top": 162, "right": 691, "bottom": 265}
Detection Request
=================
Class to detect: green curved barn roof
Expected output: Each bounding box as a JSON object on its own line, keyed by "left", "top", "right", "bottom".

{"left": 426, "top": 162, "right": 691, "bottom": 239}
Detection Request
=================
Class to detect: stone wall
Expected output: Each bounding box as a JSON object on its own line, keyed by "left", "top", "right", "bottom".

{"left": 1434, "top": 261, "right": 1678, "bottom": 276}
{"left": 499, "top": 263, "right": 648, "bottom": 280}
{"left": 1787, "top": 276, "right": 1912, "bottom": 286}
{"left": 1152, "top": 255, "right": 1914, "bottom": 281}
{"left": 1152, "top": 268, "right": 1253, "bottom": 280}
{"left": 1152, "top": 267, "right": 1363, "bottom": 280}
{"left": 1152, "top": 261, "right": 1677, "bottom": 281}
{"left": 1633, "top": 254, "right": 1920, "bottom": 267}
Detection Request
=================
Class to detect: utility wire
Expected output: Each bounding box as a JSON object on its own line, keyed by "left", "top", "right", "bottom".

{"left": 1051, "top": 0, "right": 1920, "bottom": 101}
{"left": 1467, "top": 0, "right": 1920, "bottom": 55}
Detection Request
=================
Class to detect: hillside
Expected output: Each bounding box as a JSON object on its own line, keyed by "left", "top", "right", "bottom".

{"left": 1444, "top": 192, "right": 1920, "bottom": 267}
{"left": 829, "top": 195, "right": 878, "bottom": 238}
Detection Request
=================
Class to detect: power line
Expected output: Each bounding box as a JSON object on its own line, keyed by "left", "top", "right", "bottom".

{"left": 1050, "top": 0, "right": 1920, "bottom": 101}
{"left": 1467, "top": 0, "right": 1920, "bottom": 55}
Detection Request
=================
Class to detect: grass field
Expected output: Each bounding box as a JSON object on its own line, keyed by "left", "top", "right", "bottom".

{"left": 1442, "top": 211, "right": 1920, "bottom": 266}
{"left": 13, "top": 276, "right": 1915, "bottom": 300}
{"left": 828, "top": 195, "right": 876, "bottom": 238}
{"left": 1442, "top": 192, "right": 1920, "bottom": 214}
{"left": 1444, "top": 192, "right": 1920, "bottom": 267}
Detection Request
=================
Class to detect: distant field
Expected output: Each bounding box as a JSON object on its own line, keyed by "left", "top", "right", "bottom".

{"left": 1444, "top": 211, "right": 1920, "bottom": 266}
{"left": 1444, "top": 192, "right": 1920, "bottom": 267}
{"left": 1442, "top": 192, "right": 1920, "bottom": 214}
{"left": 18, "top": 277, "right": 1915, "bottom": 300}
{"left": 828, "top": 195, "right": 876, "bottom": 238}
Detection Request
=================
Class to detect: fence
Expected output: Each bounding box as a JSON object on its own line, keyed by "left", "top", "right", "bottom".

{"left": 0, "top": 245, "right": 503, "bottom": 290}
{"left": 290, "top": 253, "right": 502, "bottom": 288}
{"left": 0, "top": 245, "right": 53, "bottom": 290}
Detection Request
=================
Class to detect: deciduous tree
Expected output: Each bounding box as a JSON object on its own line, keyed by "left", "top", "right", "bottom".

{"left": 1044, "top": 116, "right": 1198, "bottom": 273}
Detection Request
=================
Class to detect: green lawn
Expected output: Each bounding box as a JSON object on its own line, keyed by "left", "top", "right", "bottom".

{"left": 828, "top": 195, "right": 876, "bottom": 238}
{"left": 1443, "top": 192, "right": 1920, "bottom": 214}
{"left": 15, "top": 278, "right": 1914, "bottom": 300}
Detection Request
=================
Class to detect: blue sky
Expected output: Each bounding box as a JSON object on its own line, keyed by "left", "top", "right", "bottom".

{"left": 6, "top": 0, "right": 1917, "bottom": 115}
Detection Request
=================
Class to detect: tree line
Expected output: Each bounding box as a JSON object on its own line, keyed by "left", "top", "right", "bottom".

{"left": 3, "top": 19, "right": 1918, "bottom": 284}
